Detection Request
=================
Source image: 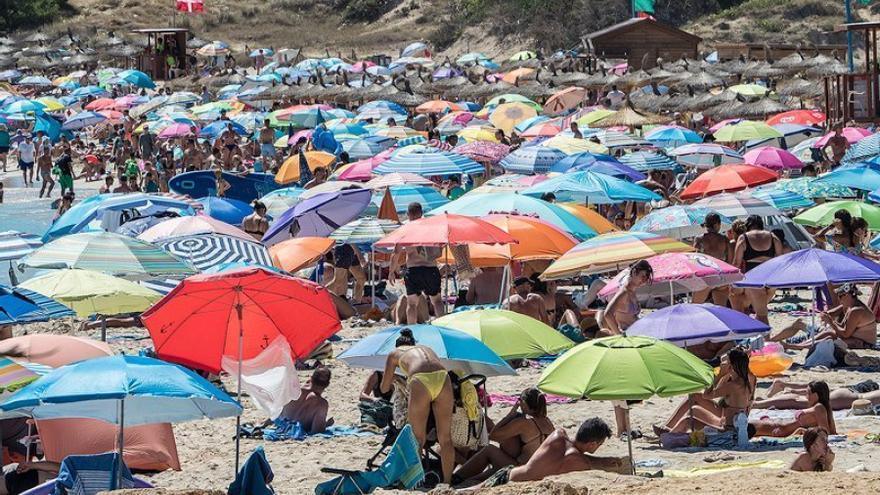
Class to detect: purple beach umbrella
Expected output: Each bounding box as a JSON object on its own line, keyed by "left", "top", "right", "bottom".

{"left": 735, "top": 248, "right": 880, "bottom": 288}
{"left": 262, "top": 188, "right": 371, "bottom": 246}
{"left": 627, "top": 303, "right": 770, "bottom": 346}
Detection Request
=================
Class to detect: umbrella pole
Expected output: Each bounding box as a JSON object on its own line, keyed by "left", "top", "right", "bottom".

{"left": 370, "top": 247, "right": 375, "bottom": 309}
{"left": 100, "top": 316, "right": 107, "bottom": 342}
{"left": 234, "top": 303, "right": 244, "bottom": 475}
{"left": 669, "top": 281, "right": 674, "bottom": 307}
{"left": 25, "top": 421, "right": 32, "bottom": 461}
{"left": 116, "top": 398, "right": 125, "bottom": 490}
{"left": 625, "top": 408, "right": 635, "bottom": 475}
{"left": 497, "top": 263, "right": 509, "bottom": 305}
{"left": 7, "top": 261, "right": 17, "bottom": 286}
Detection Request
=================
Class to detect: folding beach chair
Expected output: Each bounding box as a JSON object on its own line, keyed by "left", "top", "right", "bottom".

{"left": 52, "top": 452, "right": 134, "bottom": 495}
{"left": 315, "top": 425, "right": 425, "bottom": 495}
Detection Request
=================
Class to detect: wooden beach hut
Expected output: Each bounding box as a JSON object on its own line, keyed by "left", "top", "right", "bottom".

{"left": 131, "top": 28, "right": 189, "bottom": 81}
{"left": 582, "top": 18, "right": 701, "bottom": 69}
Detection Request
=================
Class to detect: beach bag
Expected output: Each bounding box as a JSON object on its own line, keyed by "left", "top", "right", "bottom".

{"left": 358, "top": 398, "right": 393, "bottom": 428}
{"left": 450, "top": 377, "right": 486, "bottom": 450}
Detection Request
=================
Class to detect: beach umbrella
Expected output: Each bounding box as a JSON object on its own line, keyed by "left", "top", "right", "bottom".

{"left": 593, "top": 130, "right": 651, "bottom": 149}
{"left": 268, "top": 237, "right": 334, "bottom": 273}
{"left": 297, "top": 181, "right": 366, "bottom": 200}
{"left": 522, "top": 170, "right": 661, "bottom": 204}
{"left": 17, "top": 75, "right": 52, "bottom": 86}
{"left": 749, "top": 189, "right": 814, "bottom": 211}
{"left": 341, "top": 135, "right": 396, "bottom": 160}
{"left": 442, "top": 214, "right": 577, "bottom": 268}
{"left": 542, "top": 231, "right": 694, "bottom": 279}
{"left": 374, "top": 214, "right": 517, "bottom": 248}
{"left": 330, "top": 217, "right": 399, "bottom": 245}
{"left": 263, "top": 188, "right": 372, "bottom": 246}
{"left": 365, "top": 172, "right": 434, "bottom": 189}
{"left": 758, "top": 177, "right": 855, "bottom": 199}
{"left": 71, "top": 85, "right": 109, "bottom": 99}
{"left": 537, "top": 335, "right": 713, "bottom": 471}
{"left": 680, "top": 164, "right": 777, "bottom": 200}
{"left": 816, "top": 164, "right": 880, "bottom": 192}
{"left": 489, "top": 102, "right": 537, "bottom": 134}
{"left": 138, "top": 215, "right": 253, "bottom": 243}
{"left": 842, "top": 132, "right": 880, "bottom": 163}
{"left": 0, "top": 231, "right": 42, "bottom": 262}
{"left": 434, "top": 309, "right": 574, "bottom": 359}
{"left": 500, "top": 147, "right": 567, "bottom": 175}
{"left": 20, "top": 232, "right": 196, "bottom": 280}
{"left": 486, "top": 94, "right": 540, "bottom": 111}
{"left": 630, "top": 206, "right": 732, "bottom": 239}
{"left": 597, "top": 253, "right": 742, "bottom": 301}
{"left": 743, "top": 146, "right": 803, "bottom": 170}
{"left": 199, "top": 120, "right": 247, "bottom": 139}
{"left": 61, "top": 111, "right": 107, "bottom": 130}
{"left": 520, "top": 122, "right": 562, "bottom": 138}
{"left": 158, "top": 123, "right": 196, "bottom": 139}
{"left": 549, "top": 152, "right": 646, "bottom": 181}
{"left": 415, "top": 100, "right": 462, "bottom": 114}
{"left": 510, "top": 50, "right": 537, "bottom": 61}
{"left": 0, "top": 355, "right": 241, "bottom": 486}
{"left": 196, "top": 197, "right": 253, "bottom": 226}
{"left": 713, "top": 120, "right": 782, "bottom": 142}
{"left": 766, "top": 109, "right": 825, "bottom": 126}
{"left": 196, "top": 41, "right": 230, "bottom": 56}
{"left": 543, "top": 87, "right": 586, "bottom": 116}
{"left": 118, "top": 69, "right": 155, "bottom": 89}
{"left": 274, "top": 151, "right": 337, "bottom": 185}
{"left": 793, "top": 200, "right": 880, "bottom": 229}
{"left": 576, "top": 108, "right": 615, "bottom": 126}
{"left": 0, "top": 284, "right": 75, "bottom": 325}
{"left": 813, "top": 127, "right": 872, "bottom": 148}
{"left": 431, "top": 192, "right": 596, "bottom": 240}
{"left": 644, "top": 125, "right": 703, "bottom": 147}
{"left": 3, "top": 99, "right": 45, "bottom": 114}
{"left": 453, "top": 141, "right": 510, "bottom": 164}
{"left": 626, "top": 304, "right": 769, "bottom": 345}
{"left": 555, "top": 203, "right": 617, "bottom": 234}
{"left": 669, "top": 143, "right": 743, "bottom": 169}
{"left": 19, "top": 269, "right": 161, "bottom": 317}
{"left": 370, "top": 185, "right": 449, "bottom": 214}
{"left": 735, "top": 248, "right": 880, "bottom": 288}
{"left": 259, "top": 187, "right": 304, "bottom": 217}
{"left": 457, "top": 126, "right": 499, "bottom": 143}
{"left": 541, "top": 135, "right": 609, "bottom": 155}
{"left": 691, "top": 192, "right": 781, "bottom": 218}
{"left": 156, "top": 234, "right": 272, "bottom": 272}
{"left": 338, "top": 324, "right": 515, "bottom": 377}
{"left": 617, "top": 151, "right": 679, "bottom": 172}
{"left": 373, "top": 146, "right": 484, "bottom": 176}
{"left": 728, "top": 83, "right": 770, "bottom": 97}
{"left": 141, "top": 267, "right": 339, "bottom": 468}
{"left": 0, "top": 334, "right": 111, "bottom": 371}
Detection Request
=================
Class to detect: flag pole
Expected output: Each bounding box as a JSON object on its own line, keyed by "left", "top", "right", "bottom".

{"left": 845, "top": 0, "right": 854, "bottom": 72}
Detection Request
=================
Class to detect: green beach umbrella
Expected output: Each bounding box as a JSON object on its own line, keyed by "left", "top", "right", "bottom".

{"left": 486, "top": 94, "right": 542, "bottom": 112}
{"left": 793, "top": 200, "right": 880, "bottom": 229}
{"left": 538, "top": 335, "right": 713, "bottom": 473}
{"left": 713, "top": 121, "right": 782, "bottom": 142}
{"left": 727, "top": 83, "right": 770, "bottom": 97}
{"left": 576, "top": 109, "right": 615, "bottom": 126}
{"left": 433, "top": 309, "right": 574, "bottom": 359}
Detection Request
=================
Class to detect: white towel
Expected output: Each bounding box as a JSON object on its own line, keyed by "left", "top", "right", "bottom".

{"left": 221, "top": 337, "right": 300, "bottom": 419}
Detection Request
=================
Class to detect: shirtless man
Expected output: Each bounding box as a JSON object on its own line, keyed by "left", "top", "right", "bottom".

{"left": 259, "top": 119, "right": 276, "bottom": 170}
{"left": 465, "top": 266, "right": 504, "bottom": 305}
{"left": 824, "top": 127, "right": 849, "bottom": 169}
{"left": 219, "top": 124, "right": 238, "bottom": 168}
{"left": 241, "top": 200, "right": 270, "bottom": 240}
{"left": 389, "top": 202, "right": 445, "bottom": 323}
{"left": 503, "top": 277, "right": 548, "bottom": 324}
{"left": 692, "top": 213, "right": 731, "bottom": 306}
{"left": 36, "top": 143, "right": 54, "bottom": 198}
{"left": 481, "top": 418, "right": 630, "bottom": 487}
{"left": 279, "top": 367, "right": 333, "bottom": 434}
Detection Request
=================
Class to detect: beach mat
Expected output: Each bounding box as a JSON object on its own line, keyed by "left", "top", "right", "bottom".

{"left": 663, "top": 459, "right": 787, "bottom": 477}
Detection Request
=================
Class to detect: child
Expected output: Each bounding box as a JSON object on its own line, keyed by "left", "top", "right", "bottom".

{"left": 791, "top": 427, "right": 834, "bottom": 472}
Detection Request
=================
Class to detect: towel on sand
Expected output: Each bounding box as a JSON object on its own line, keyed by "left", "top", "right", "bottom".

{"left": 263, "top": 418, "right": 378, "bottom": 441}
{"left": 488, "top": 393, "right": 573, "bottom": 406}
{"left": 664, "top": 459, "right": 787, "bottom": 477}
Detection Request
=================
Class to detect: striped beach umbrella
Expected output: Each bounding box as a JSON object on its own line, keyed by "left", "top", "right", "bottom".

{"left": 370, "top": 185, "right": 449, "bottom": 214}
{"left": 749, "top": 189, "right": 815, "bottom": 211}
{"left": 19, "top": 269, "right": 162, "bottom": 317}
{"left": 0, "top": 285, "right": 75, "bottom": 324}
{"left": 0, "top": 357, "right": 39, "bottom": 399}
{"left": 341, "top": 135, "right": 396, "bottom": 160}
{"left": 630, "top": 207, "right": 733, "bottom": 239}
{"left": 542, "top": 231, "right": 695, "bottom": 279}
{"left": 842, "top": 133, "right": 880, "bottom": 164}
{"left": 158, "top": 234, "right": 271, "bottom": 272}
{"left": 594, "top": 130, "right": 650, "bottom": 148}
{"left": 691, "top": 193, "right": 781, "bottom": 218}
{"left": 522, "top": 170, "right": 661, "bottom": 204}
{"left": 500, "top": 147, "right": 567, "bottom": 174}
{"left": 618, "top": 151, "right": 679, "bottom": 171}
{"left": 330, "top": 217, "right": 399, "bottom": 244}
{"left": 758, "top": 177, "right": 856, "bottom": 199}
{"left": 644, "top": 125, "right": 703, "bottom": 147}
{"left": 373, "top": 146, "right": 484, "bottom": 176}
{"left": 19, "top": 232, "right": 196, "bottom": 280}
{"left": 0, "top": 231, "right": 42, "bottom": 262}
{"left": 669, "top": 144, "right": 743, "bottom": 169}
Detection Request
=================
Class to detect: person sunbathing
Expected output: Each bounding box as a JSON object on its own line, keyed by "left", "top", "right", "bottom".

{"left": 656, "top": 347, "right": 755, "bottom": 435}
{"left": 453, "top": 388, "right": 555, "bottom": 485}
{"left": 791, "top": 427, "right": 834, "bottom": 472}
{"left": 478, "top": 418, "right": 630, "bottom": 488}
{"left": 280, "top": 367, "right": 333, "bottom": 434}
{"left": 750, "top": 381, "right": 837, "bottom": 437}
{"left": 756, "top": 379, "right": 880, "bottom": 411}
{"left": 770, "top": 284, "right": 877, "bottom": 350}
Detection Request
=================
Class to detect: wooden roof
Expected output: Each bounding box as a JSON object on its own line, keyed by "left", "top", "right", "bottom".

{"left": 131, "top": 28, "right": 190, "bottom": 34}
{"left": 835, "top": 21, "right": 880, "bottom": 32}
{"left": 585, "top": 18, "right": 702, "bottom": 43}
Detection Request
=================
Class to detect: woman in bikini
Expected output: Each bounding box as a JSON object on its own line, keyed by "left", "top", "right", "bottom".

{"left": 453, "top": 388, "right": 554, "bottom": 485}
{"left": 756, "top": 382, "right": 880, "bottom": 411}
{"left": 751, "top": 381, "right": 837, "bottom": 437}
{"left": 598, "top": 259, "right": 653, "bottom": 336}
{"left": 380, "top": 329, "right": 454, "bottom": 484}
{"left": 656, "top": 347, "right": 755, "bottom": 434}
{"left": 732, "top": 215, "right": 782, "bottom": 324}
{"left": 771, "top": 283, "right": 877, "bottom": 349}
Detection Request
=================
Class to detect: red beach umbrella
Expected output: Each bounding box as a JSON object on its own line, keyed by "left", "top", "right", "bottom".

{"left": 374, "top": 214, "right": 518, "bottom": 248}
{"left": 765, "top": 109, "right": 826, "bottom": 127}
{"left": 680, "top": 164, "right": 777, "bottom": 200}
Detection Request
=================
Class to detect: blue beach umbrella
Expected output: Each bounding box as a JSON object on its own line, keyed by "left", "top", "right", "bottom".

{"left": 71, "top": 85, "right": 109, "bottom": 99}
{"left": 374, "top": 146, "right": 484, "bottom": 176}
{"left": 358, "top": 100, "right": 406, "bottom": 115}
{"left": 644, "top": 125, "right": 703, "bottom": 147}
{"left": 370, "top": 185, "right": 449, "bottom": 214}
{"left": 500, "top": 146, "right": 567, "bottom": 175}
{"left": 618, "top": 150, "right": 680, "bottom": 171}
{"left": 549, "top": 152, "right": 646, "bottom": 181}
{"left": 338, "top": 324, "right": 515, "bottom": 377}
{"left": 429, "top": 192, "right": 597, "bottom": 240}
{"left": 199, "top": 120, "right": 247, "bottom": 139}
{"left": 341, "top": 135, "right": 396, "bottom": 160}
{"left": 750, "top": 189, "right": 815, "bottom": 211}
{"left": 0, "top": 285, "right": 75, "bottom": 325}
{"left": 522, "top": 170, "right": 662, "bottom": 204}
{"left": 3, "top": 99, "right": 45, "bottom": 115}
{"left": 61, "top": 111, "right": 107, "bottom": 131}
{"left": 816, "top": 163, "right": 880, "bottom": 192}
{"left": 630, "top": 206, "right": 732, "bottom": 239}
{"left": 118, "top": 69, "right": 155, "bottom": 89}
{"left": 843, "top": 132, "right": 880, "bottom": 164}
{"left": 196, "top": 197, "right": 253, "bottom": 226}
{"left": 18, "top": 76, "right": 52, "bottom": 86}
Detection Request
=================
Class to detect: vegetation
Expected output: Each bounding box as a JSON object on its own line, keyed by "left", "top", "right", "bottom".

{"left": 1, "top": 0, "right": 67, "bottom": 31}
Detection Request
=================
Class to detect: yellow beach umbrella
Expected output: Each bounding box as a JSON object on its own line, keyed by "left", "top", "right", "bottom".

{"left": 35, "top": 97, "right": 65, "bottom": 112}
{"left": 275, "top": 151, "right": 337, "bottom": 185}
{"left": 18, "top": 269, "right": 161, "bottom": 317}
{"left": 490, "top": 102, "right": 538, "bottom": 135}
{"left": 458, "top": 126, "right": 499, "bottom": 143}
{"left": 555, "top": 203, "right": 618, "bottom": 234}
{"left": 576, "top": 109, "right": 615, "bottom": 126}
{"left": 541, "top": 135, "right": 609, "bottom": 155}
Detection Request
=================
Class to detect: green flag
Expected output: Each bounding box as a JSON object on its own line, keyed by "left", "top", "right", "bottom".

{"left": 634, "top": 0, "right": 655, "bottom": 13}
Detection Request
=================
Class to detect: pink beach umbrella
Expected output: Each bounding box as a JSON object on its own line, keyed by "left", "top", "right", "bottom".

{"left": 337, "top": 148, "right": 395, "bottom": 181}
{"left": 743, "top": 146, "right": 804, "bottom": 170}
{"left": 349, "top": 61, "right": 376, "bottom": 73}
{"left": 813, "top": 127, "right": 872, "bottom": 148}
{"left": 158, "top": 123, "right": 197, "bottom": 139}
{"left": 521, "top": 123, "right": 562, "bottom": 138}
{"left": 287, "top": 129, "right": 313, "bottom": 145}
{"left": 598, "top": 252, "right": 743, "bottom": 300}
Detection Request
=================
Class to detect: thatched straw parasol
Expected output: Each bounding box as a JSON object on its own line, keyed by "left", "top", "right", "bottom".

{"left": 590, "top": 102, "right": 667, "bottom": 128}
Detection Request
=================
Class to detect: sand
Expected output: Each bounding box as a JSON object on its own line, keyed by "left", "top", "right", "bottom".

{"left": 13, "top": 302, "right": 880, "bottom": 494}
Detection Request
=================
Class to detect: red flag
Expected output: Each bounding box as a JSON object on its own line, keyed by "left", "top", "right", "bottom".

{"left": 176, "top": 0, "right": 204, "bottom": 13}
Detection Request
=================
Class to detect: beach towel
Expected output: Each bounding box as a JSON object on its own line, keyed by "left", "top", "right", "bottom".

{"left": 228, "top": 446, "right": 273, "bottom": 495}
{"left": 53, "top": 452, "right": 135, "bottom": 495}
{"left": 221, "top": 337, "right": 300, "bottom": 419}
{"left": 488, "top": 393, "right": 574, "bottom": 406}
{"left": 749, "top": 408, "right": 850, "bottom": 423}
{"left": 314, "top": 425, "right": 424, "bottom": 495}
{"left": 663, "top": 459, "right": 787, "bottom": 478}
{"left": 263, "top": 418, "right": 378, "bottom": 442}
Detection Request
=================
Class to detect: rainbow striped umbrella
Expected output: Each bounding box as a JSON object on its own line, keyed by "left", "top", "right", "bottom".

{"left": 19, "top": 232, "right": 196, "bottom": 280}
{"left": 0, "top": 357, "right": 39, "bottom": 398}
{"left": 542, "top": 231, "right": 694, "bottom": 279}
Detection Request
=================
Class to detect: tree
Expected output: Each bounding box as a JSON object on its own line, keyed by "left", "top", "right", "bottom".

{"left": 0, "top": 0, "right": 64, "bottom": 32}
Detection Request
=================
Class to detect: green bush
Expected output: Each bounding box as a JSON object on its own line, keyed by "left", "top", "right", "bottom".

{"left": 341, "top": 0, "right": 392, "bottom": 22}
{"left": 1, "top": 0, "right": 65, "bottom": 31}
